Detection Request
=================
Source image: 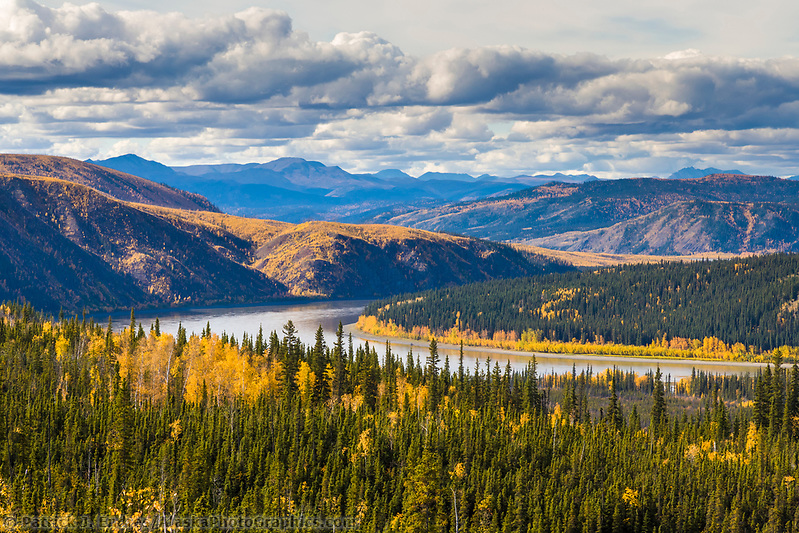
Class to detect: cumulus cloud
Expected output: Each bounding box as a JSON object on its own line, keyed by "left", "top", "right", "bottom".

{"left": 6, "top": 0, "right": 799, "bottom": 123}
{"left": 3, "top": 0, "right": 799, "bottom": 177}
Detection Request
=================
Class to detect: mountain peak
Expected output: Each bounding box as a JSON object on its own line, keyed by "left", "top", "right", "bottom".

{"left": 668, "top": 166, "right": 744, "bottom": 179}
{"left": 89, "top": 153, "right": 178, "bottom": 180}
{"left": 261, "top": 157, "right": 328, "bottom": 172}
{"left": 92, "top": 153, "right": 148, "bottom": 164}
{"left": 374, "top": 169, "right": 413, "bottom": 180}
{"left": 417, "top": 171, "right": 476, "bottom": 182}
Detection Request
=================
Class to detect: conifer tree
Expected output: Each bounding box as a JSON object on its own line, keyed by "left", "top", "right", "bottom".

{"left": 333, "top": 322, "right": 346, "bottom": 400}
{"left": 651, "top": 367, "right": 666, "bottom": 433}
{"left": 755, "top": 366, "right": 772, "bottom": 428}
{"left": 786, "top": 364, "right": 799, "bottom": 437}
{"left": 255, "top": 325, "right": 265, "bottom": 356}
{"left": 607, "top": 377, "right": 622, "bottom": 430}
{"left": 457, "top": 342, "right": 465, "bottom": 387}
{"left": 312, "top": 325, "right": 329, "bottom": 403}
{"left": 524, "top": 358, "right": 540, "bottom": 413}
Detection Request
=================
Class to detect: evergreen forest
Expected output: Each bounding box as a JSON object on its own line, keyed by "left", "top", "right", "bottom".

{"left": 363, "top": 253, "right": 799, "bottom": 359}
{"left": 2, "top": 301, "right": 799, "bottom": 531}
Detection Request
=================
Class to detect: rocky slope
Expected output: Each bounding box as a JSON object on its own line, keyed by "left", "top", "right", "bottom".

{"left": 375, "top": 174, "right": 799, "bottom": 254}
{"left": 524, "top": 200, "right": 799, "bottom": 255}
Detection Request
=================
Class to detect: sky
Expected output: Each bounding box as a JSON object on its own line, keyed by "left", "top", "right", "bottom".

{"left": 3, "top": 0, "right": 799, "bottom": 178}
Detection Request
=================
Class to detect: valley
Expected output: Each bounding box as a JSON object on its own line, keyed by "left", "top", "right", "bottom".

{"left": 0, "top": 155, "right": 565, "bottom": 313}
{"left": 7, "top": 2, "right": 799, "bottom": 530}
{"left": 6, "top": 152, "right": 799, "bottom": 315}
{"left": 90, "top": 153, "right": 799, "bottom": 257}
{"left": 3, "top": 151, "right": 799, "bottom": 533}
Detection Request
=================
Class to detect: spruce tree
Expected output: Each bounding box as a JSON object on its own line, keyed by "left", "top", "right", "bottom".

{"left": 607, "top": 377, "right": 622, "bottom": 430}
{"left": 333, "top": 322, "right": 346, "bottom": 400}
{"left": 651, "top": 366, "right": 666, "bottom": 434}
{"left": 426, "top": 338, "right": 440, "bottom": 408}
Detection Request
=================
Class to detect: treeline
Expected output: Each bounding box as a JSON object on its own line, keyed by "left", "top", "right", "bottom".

{"left": 4, "top": 302, "right": 799, "bottom": 531}
{"left": 363, "top": 253, "right": 799, "bottom": 357}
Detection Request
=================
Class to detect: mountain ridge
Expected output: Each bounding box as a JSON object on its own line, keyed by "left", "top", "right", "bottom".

{"left": 88, "top": 153, "right": 600, "bottom": 222}
{"left": 522, "top": 200, "right": 799, "bottom": 255}
{"left": 139, "top": 208, "right": 564, "bottom": 299}
{"left": 667, "top": 166, "right": 744, "bottom": 179}
{"left": 373, "top": 174, "right": 799, "bottom": 247}
{"left": 1, "top": 154, "right": 217, "bottom": 211}
{"left": 0, "top": 173, "right": 282, "bottom": 312}
{"left": 0, "top": 165, "right": 564, "bottom": 312}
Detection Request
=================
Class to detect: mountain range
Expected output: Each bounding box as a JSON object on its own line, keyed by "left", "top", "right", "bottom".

{"left": 0, "top": 155, "right": 562, "bottom": 313}
{"left": 82, "top": 153, "right": 799, "bottom": 255}
{"left": 369, "top": 174, "right": 799, "bottom": 254}
{"left": 88, "top": 154, "right": 601, "bottom": 222}
{"left": 88, "top": 155, "right": 769, "bottom": 253}
{"left": 4, "top": 151, "right": 798, "bottom": 313}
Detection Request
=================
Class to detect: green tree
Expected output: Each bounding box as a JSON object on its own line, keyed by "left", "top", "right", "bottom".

{"left": 426, "top": 338, "right": 440, "bottom": 408}
{"left": 651, "top": 367, "right": 666, "bottom": 434}
{"left": 400, "top": 448, "right": 441, "bottom": 533}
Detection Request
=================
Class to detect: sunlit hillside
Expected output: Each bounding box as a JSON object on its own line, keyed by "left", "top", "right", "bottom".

{"left": 0, "top": 154, "right": 216, "bottom": 211}
{"left": 0, "top": 172, "right": 564, "bottom": 312}
{"left": 143, "top": 209, "right": 563, "bottom": 298}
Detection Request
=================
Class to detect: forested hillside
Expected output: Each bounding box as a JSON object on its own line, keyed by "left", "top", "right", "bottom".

{"left": 0, "top": 172, "right": 562, "bottom": 312}
{"left": 0, "top": 174, "right": 285, "bottom": 312}
{"left": 1, "top": 302, "right": 798, "bottom": 532}
{"left": 363, "top": 253, "right": 799, "bottom": 358}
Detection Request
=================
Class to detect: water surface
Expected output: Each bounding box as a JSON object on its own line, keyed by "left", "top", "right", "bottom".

{"left": 108, "top": 299, "right": 371, "bottom": 346}
{"left": 109, "top": 300, "right": 765, "bottom": 381}
{"left": 348, "top": 326, "right": 766, "bottom": 382}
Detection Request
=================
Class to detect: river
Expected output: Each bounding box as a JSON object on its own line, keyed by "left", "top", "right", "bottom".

{"left": 108, "top": 299, "right": 371, "bottom": 346}
{"left": 110, "top": 299, "right": 766, "bottom": 381}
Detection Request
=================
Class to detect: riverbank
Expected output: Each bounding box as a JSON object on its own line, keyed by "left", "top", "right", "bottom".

{"left": 356, "top": 315, "right": 787, "bottom": 364}
{"left": 346, "top": 322, "right": 770, "bottom": 380}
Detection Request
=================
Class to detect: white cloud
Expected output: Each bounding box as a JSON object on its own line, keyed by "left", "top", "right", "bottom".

{"left": 3, "top": 0, "right": 799, "bottom": 178}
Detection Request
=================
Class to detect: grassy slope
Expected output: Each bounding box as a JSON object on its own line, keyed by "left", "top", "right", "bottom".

{"left": 250, "top": 221, "right": 557, "bottom": 297}
{"left": 511, "top": 243, "right": 740, "bottom": 268}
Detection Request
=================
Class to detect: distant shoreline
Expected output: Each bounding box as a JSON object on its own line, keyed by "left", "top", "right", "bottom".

{"left": 346, "top": 324, "right": 769, "bottom": 373}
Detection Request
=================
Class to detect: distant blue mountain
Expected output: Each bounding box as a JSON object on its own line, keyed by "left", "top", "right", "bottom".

{"left": 372, "top": 169, "right": 414, "bottom": 180}
{"left": 667, "top": 166, "right": 744, "bottom": 179}
{"left": 86, "top": 153, "right": 179, "bottom": 181}
{"left": 538, "top": 173, "right": 599, "bottom": 183}
{"left": 174, "top": 163, "right": 259, "bottom": 176}
{"left": 417, "top": 172, "right": 476, "bottom": 182}
{"left": 507, "top": 173, "right": 599, "bottom": 187}
{"left": 83, "top": 154, "right": 601, "bottom": 222}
